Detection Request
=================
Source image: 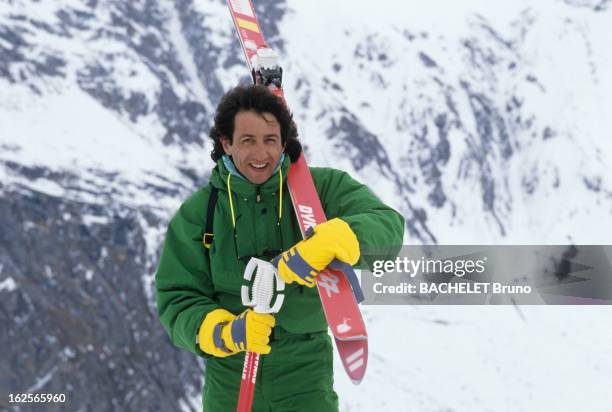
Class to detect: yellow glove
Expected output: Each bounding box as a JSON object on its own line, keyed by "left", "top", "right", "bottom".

{"left": 273, "top": 218, "right": 360, "bottom": 287}
{"left": 198, "top": 308, "right": 275, "bottom": 357}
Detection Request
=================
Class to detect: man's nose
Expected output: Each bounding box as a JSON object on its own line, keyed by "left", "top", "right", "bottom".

{"left": 251, "top": 141, "right": 268, "bottom": 157}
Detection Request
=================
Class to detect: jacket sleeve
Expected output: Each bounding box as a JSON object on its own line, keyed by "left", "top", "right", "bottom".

{"left": 313, "top": 168, "right": 405, "bottom": 268}
{"left": 155, "top": 188, "right": 219, "bottom": 357}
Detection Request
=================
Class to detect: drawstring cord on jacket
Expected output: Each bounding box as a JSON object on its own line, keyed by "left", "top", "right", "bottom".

{"left": 226, "top": 173, "right": 236, "bottom": 228}
{"left": 278, "top": 168, "right": 283, "bottom": 221}
{"left": 225, "top": 168, "right": 284, "bottom": 228}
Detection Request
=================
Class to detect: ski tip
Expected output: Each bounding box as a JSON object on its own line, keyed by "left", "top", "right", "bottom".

{"left": 336, "top": 339, "right": 368, "bottom": 384}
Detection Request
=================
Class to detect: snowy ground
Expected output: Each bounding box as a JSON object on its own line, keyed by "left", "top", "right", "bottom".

{"left": 334, "top": 306, "right": 612, "bottom": 411}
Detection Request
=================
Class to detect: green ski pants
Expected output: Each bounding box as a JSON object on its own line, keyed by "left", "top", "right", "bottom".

{"left": 202, "top": 330, "right": 339, "bottom": 411}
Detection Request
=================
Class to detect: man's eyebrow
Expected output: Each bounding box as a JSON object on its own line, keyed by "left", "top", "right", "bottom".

{"left": 237, "top": 133, "right": 280, "bottom": 139}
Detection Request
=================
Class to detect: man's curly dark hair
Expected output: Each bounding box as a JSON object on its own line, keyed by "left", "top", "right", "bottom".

{"left": 209, "top": 85, "right": 302, "bottom": 162}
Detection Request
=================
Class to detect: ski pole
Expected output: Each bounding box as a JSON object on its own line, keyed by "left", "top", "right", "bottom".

{"left": 237, "top": 258, "right": 285, "bottom": 412}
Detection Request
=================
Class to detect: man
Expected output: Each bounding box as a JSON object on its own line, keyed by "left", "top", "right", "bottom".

{"left": 156, "top": 85, "right": 404, "bottom": 411}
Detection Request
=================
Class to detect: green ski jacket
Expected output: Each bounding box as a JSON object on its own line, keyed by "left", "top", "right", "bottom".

{"left": 156, "top": 156, "right": 404, "bottom": 357}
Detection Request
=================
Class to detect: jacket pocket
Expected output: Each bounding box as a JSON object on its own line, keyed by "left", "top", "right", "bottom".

{"left": 208, "top": 229, "right": 245, "bottom": 294}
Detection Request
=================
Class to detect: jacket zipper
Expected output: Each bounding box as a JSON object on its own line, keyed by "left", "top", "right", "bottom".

{"left": 256, "top": 186, "right": 261, "bottom": 203}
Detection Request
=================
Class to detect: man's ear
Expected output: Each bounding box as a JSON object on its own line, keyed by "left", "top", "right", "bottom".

{"left": 221, "top": 137, "right": 232, "bottom": 155}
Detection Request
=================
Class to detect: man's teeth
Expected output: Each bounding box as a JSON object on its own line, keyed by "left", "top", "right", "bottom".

{"left": 250, "top": 163, "right": 267, "bottom": 169}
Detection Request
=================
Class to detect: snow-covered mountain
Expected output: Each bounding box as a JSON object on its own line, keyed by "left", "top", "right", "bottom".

{"left": 1, "top": 0, "right": 611, "bottom": 411}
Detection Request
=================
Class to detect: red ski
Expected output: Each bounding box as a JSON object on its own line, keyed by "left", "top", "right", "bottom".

{"left": 226, "top": 0, "right": 368, "bottom": 395}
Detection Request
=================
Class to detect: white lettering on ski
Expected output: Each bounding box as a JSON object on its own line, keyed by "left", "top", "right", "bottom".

{"left": 297, "top": 204, "right": 316, "bottom": 231}
{"left": 318, "top": 272, "right": 340, "bottom": 298}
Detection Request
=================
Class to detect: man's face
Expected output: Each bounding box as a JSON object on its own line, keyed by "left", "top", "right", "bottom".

{"left": 221, "top": 110, "right": 285, "bottom": 185}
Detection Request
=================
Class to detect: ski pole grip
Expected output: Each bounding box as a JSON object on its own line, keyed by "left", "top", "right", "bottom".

{"left": 329, "top": 259, "right": 365, "bottom": 304}
{"left": 242, "top": 258, "right": 285, "bottom": 314}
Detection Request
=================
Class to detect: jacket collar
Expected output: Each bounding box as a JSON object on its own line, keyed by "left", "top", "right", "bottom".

{"left": 210, "top": 155, "right": 291, "bottom": 196}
